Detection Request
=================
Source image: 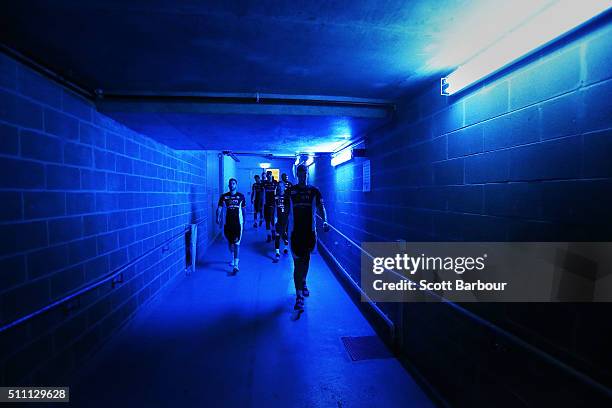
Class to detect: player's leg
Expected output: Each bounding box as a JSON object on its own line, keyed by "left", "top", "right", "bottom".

{"left": 301, "top": 232, "right": 316, "bottom": 296}
{"left": 290, "top": 231, "right": 307, "bottom": 310}
{"left": 273, "top": 219, "right": 282, "bottom": 262}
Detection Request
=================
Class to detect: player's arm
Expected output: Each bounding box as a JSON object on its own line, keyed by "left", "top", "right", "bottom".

{"left": 284, "top": 187, "right": 291, "bottom": 215}
{"left": 216, "top": 195, "right": 224, "bottom": 225}
{"left": 241, "top": 194, "right": 247, "bottom": 221}
{"left": 250, "top": 183, "right": 255, "bottom": 204}
{"left": 315, "top": 189, "right": 329, "bottom": 231}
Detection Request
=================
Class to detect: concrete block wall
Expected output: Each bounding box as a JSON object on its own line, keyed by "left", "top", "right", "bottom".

{"left": 314, "top": 21, "right": 612, "bottom": 406}
{"left": 0, "top": 52, "right": 220, "bottom": 384}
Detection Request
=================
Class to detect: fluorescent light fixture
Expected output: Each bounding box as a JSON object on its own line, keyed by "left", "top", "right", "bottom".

{"left": 331, "top": 148, "right": 352, "bottom": 167}
{"left": 441, "top": 0, "right": 610, "bottom": 95}
{"left": 259, "top": 162, "right": 271, "bottom": 169}
{"left": 305, "top": 156, "right": 314, "bottom": 166}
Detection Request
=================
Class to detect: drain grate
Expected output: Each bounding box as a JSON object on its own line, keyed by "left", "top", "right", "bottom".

{"left": 341, "top": 336, "right": 392, "bottom": 361}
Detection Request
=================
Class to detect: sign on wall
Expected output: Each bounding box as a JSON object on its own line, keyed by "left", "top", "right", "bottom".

{"left": 363, "top": 160, "right": 371, "bottom": 192}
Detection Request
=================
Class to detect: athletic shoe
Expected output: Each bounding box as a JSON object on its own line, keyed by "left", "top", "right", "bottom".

{"left": 283, "top": 239, "right": 289, "bottom": 246}
{"left": 253, "top": 222, "right": 257, "bottom": 228}
{"left": 272, "top": 253, "right": 280, "bottom": 263}
{"left": 294, "top": 296, "right": 305, "bottom": 311}
{"left": 283, "top": 248, "right": 288, "bottom": 255}
{"left": 302, "top": 285, "right": 310, "bottom": 297}
{"left": 231, "top": 266, "right": 239, "bottom": 276}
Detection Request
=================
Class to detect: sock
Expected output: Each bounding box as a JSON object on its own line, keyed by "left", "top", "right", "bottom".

{"left": 234, "top": 258, "right": 239, "bottom": 266}
{"left": 275, "top": 249, "right": 280, "bottom": 255}
{"left": 296, "top": 290, "right": 303, "bottom": 299}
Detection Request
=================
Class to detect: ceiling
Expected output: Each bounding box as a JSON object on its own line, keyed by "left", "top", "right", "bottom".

{"left": 0, "top": 0, "right": 515, "bottom": 153}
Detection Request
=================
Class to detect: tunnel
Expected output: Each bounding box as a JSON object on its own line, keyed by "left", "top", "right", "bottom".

{"left": 0, "top": 1, "right": 611, "bottom": 407}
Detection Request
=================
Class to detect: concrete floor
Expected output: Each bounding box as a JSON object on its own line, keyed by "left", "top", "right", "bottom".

{"left": 68, "top": 226, "right": 434, "bottom": 408}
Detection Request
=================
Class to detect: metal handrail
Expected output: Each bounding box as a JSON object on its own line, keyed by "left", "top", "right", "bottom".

{"left": 315, "top": 215, "right": 612, "bottom": 398}
{"left": 0, "top": 219, "right": 207, "bottom": 334}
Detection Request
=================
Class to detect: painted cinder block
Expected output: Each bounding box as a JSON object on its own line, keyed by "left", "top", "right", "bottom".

{"left": 464, "top": 81, "right": 509, "bottom": 126}
{"left": 509, "top": 46, "right": 581, "bottom": 110}
{"left": 0, "top": 256, "right": 27, "bottom": 290}
{"left": 108, "top": 211, "right": 127, "bottom": 231}
{"left": 96, "top": 232, "right": 118, "bottom": 255}
{"left": 483, "top": 105, "right": 539, "bottom": 150}
{"left": 0, "top": 52, "right": 17, "bottom": 90}
{"left": 447, "top": 185, "right": 484, "bottom": 214}
{"left": 44, "top": 108, "right": 78, "bottom": 141}
{"left": 17, "top": 67, "right": 62, "bottom": 108}
{"left": 50, "top": 265, "right": 85, "bottom": 299}
{"left": 584, "top": 129, "right": 612, "bottom": 178}
{"left": 578, "top": 78, "right": 612, "bottom": 134}
{"left": 0, "top": 123, "right": 19, "bottom": 154}
{"left": 94, "top": 149, "right": 116, "bottom": 171}
{"left": 79, "top": 122, "right": 105, "bottom": 147}
{"left": 0, "top": 90, "right": 43, "bottom": 130}
{"left": 80, "top": 169, "right": 106, "bottom": 191}
{"left": 448, "top": 125, "right": 483, "bottom": 158}
{"left": 48, "top": 216, "right": 83, "bottom": 245}
{"left": 433, "top": 158, "right": 464, "bottom": 186}
{"left": 465, "top": 150, "right": 510, "bottom": 184}
{"left": 27, "top": 244, "right": 69, "bottom": 279}
{"left": 0, "top": 191, "right": 22, "bottom": 221}
{"left": 116, "top": 156, "right": 133, "bottom": 174}
{"left": 0, "top": 157, "right": 45, "bottom": 189}
{"left": 484, "top": 182, "right": 542, "bottom": 219}
{"left": 83, "top": 255, "right": 109, "bottom": 282}
{"left": 83, "top": 214, "right": 107, "bottom": 236}
{"left": 106, "top": 173, "right": 126, "bottom": 192}
{"left": 46, "top": 165, "right": 80, "bottom": 190}
{"left": 61, "top": 91, "right": 91, "bottom": 122}
{"left": 540, "top": 180, "right": 612, "bottom": 227}
{"left": 63, "top": 142, "right": 92, "bottom": 167}
{"left": 432, "top": 101, "right": 464, "bottom": 137}
{"left": 105, "top": 132, "right": 125, "bottom": 154}
{"left": 68, "top": 237, "right": 97, "bottom": 265}
{"left": 95, "top": 192, "right": 118, "bottom": 212}
{"left": 0, "top": 222, "right": 47, "bottom": 256}
{"left": 109, "top": 248, "right": 128, "bottom": 271}
{"left": 66, "top": 192, "right": 95, "bottom": 215}
{"left": 540, "top": 93, "right": 581, "bottom": 140}
{"left": 509, "top": 135, "right": 582, "bottom": 181}
{"left": 584, "top": 24, "right": 612, "bottom": 86}
{"left": 20, "top": 130, "right": 62, "bottom": 163}
{"left": 24, "top": 192, "right": 65, "bottom": 219}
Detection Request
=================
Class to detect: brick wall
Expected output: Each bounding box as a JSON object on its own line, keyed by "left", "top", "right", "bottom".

{"left": 314, "top": 21, "right": 612, "bottom": 406}
{"left": 0, "top": 53, "right": 220, "bottom": 384}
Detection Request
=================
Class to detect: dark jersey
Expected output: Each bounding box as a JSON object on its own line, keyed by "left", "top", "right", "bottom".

{"left": 286, "top": 184, "right": 323, "bottom": 233}
{"left": 218, "top": 192, "right": 246, "bottom": 225}
{"left": 275, "top": 188, "right": 287, "bottom": 213}
{"left": 252, "top": 182, "right": 264, "bottom": 200}
{"left": 280, "top": 180, "right": 293, "bottom": 191}
{"left": 263, "top": 180, "right": 277, "bottom": 206}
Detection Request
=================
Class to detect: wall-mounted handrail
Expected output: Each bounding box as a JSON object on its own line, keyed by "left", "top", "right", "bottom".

{"left": 315, "top": 215, "right": 612, "bottom": 399}
{"left": 0, "top": 220, "right": 206, "bottom": 334}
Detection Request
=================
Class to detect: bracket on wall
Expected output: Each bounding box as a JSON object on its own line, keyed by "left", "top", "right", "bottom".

{"left": 111, "top": 272, "right": 124, "bottom": 288}
{"left": 62, "top": 296, "right": 81, "bottom": 316}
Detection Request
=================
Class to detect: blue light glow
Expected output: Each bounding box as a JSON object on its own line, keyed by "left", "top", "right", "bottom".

{"left": 331, "top": 149, "right": 352, "bottom": 167}
{"left": 305, "top": 155, "right": 314, "bottom": 166}
{"left": 441, "top": 0, "right": 610, "bottom": 95}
